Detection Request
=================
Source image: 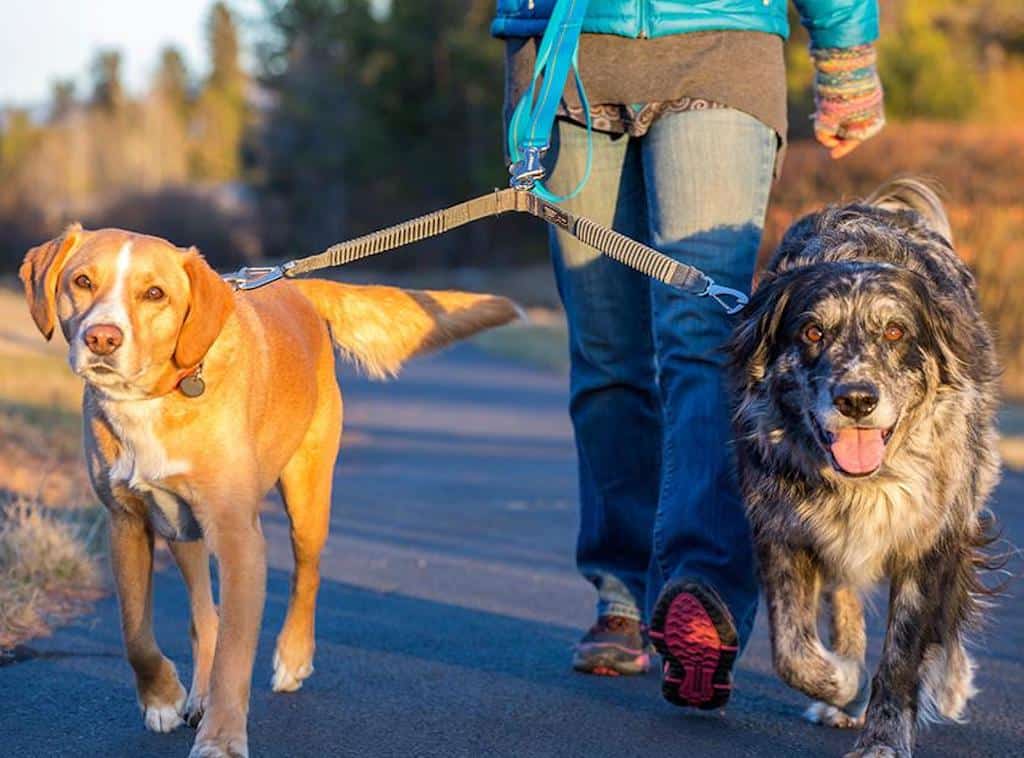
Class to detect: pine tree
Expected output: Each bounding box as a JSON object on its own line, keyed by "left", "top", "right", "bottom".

{"left": 192, "top": 2, "right": 248, "bottom": 181}
{"left": 50, "top": 80, "right": 77, "bottom": 123}
{"left": 91, "top": 50, "right": 125, "bottom": 113}
{"left": 155, "top": 47, "right": 190, "bottom": 119}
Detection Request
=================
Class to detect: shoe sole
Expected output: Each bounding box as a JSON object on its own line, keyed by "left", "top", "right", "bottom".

{"left": 649, "top": 581, "right": 738, "bottom": 710}
{"left": 572, "top": 643, "right": 651, "bottom": 676}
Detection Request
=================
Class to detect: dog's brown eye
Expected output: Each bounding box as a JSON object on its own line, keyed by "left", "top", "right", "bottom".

{"left": 74, "top": 274, "right": 92, "bottom": 290}
{"left": 884, "top": 323, "right": 905, "bottom": 342}
{"left": 804, "top": 324, "right": 824, "bottom": 344}
{"left": 144, "top": 286, "right": 165, "bottom": 301}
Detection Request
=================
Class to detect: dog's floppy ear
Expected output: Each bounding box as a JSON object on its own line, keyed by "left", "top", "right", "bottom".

{"left": 19, "top": 223, "right": 85, "bottom": 340}
{"left": 174, "top": 248, "right": 235, "bottom": 369}
{"left": 922, "top": 289, "right": 999, "bottom": 390}
{"left": 727, "top": 273, "right": 794, "bottom": 390}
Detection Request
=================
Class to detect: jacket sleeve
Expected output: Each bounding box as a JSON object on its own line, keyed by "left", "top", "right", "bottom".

{"left": 792, "top": 0, "right": 879, "bottom": 49}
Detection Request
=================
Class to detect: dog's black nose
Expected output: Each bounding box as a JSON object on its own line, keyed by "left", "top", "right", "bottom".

{"left": 832, "top": 382, "right": 879, "bottom": 419}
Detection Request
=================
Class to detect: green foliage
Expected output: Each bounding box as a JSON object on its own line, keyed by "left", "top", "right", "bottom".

{"left": 50, "top": 81, "right": 76, "bottom": 123}
{"left": 91, "top": 50, "right": 125, "bottom": 112}
{"left": 192, "top": 2, "right": 248, "bottom": 181}
{"left": 155, "top": 47, "right": 190, "bottom": 119}
{"left": 0, "top": 110, "right": 41, "bottom": 173}
{"left": 879, "top": 12, "right": 977, "bottom": 121}
{"left": 256, "top": 0, "right": 508, "bottom": 260}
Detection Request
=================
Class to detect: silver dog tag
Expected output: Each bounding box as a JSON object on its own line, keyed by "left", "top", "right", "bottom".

{"left": 179, "top": 374, "right": 205, "bottom": 398}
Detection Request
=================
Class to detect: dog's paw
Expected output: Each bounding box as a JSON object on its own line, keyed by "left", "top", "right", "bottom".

{"left": 142, "top": 693, "right": 186, "bottom": 733}
{"left": 803, "top": 701, "right": 865, "bottom": 729}
{"left": 189, "top": 737, "right": 249, "bottom": 758}
{"left": 184, "top": 689, "right": 210, "bottom": 728}
{"left": 138, "top": 657, "right": 187, "bottom": 732}
{"left": 271, "top": 648, "right": 314, "bottom": 693}
{"left": 843, "top": 746, "right": 899, "bottom": 758}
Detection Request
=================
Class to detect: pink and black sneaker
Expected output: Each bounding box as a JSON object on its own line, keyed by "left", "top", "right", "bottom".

{"left": 649, "top": 579, "right": 739, "bottom": 710}
{"left": 572, "top": 615, "right": 652, "bottom": 676}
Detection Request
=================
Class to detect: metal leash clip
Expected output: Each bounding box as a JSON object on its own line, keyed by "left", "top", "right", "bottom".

{"left": 222, "top": 263, "right": 293, "bottom": 291}
{"left": 509, "top": 146, "right": 547, "bottom": 190}
{"left": 699, "top": 279, "right": 749, "bottom": 315}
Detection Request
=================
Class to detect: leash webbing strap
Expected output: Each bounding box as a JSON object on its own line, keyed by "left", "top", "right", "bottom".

{"left": 257, "top": 188, "right": 745, "bottom": 312}
{"left": 284, "top": 191, "right": 516, "bottom": 277}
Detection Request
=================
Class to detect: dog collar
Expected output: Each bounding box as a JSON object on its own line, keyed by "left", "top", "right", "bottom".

{"left": 178, "top": 363, "right": 205, "bottom": 398}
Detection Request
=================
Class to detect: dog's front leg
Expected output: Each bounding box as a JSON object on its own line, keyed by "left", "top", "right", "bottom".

{"left": 190, "top": 507, "right": 266, "bottom": 758}
{"left": 760, "top": 542, "right": 869, "bottom": 717}
{"left": 108, "top": 508, "right": 187, "bottom": 732}
{"left": 169, "top": 540, "right": 219, "bottom": 727}
{"left": 848, "top": 554, "right": 950, "bottom": 758}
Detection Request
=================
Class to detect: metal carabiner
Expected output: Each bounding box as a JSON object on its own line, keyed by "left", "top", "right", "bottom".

{"left": 700, "top": 279, "right": 749, "bottom": 315}
{"left": 223, "top": 265, "right": 289, "bottom": 291}
{"left": 509, "top": 145, "right": 547, "bottom": 190}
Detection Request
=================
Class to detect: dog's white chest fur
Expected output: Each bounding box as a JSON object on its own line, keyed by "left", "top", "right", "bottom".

{"left": 809, "top": 472, "right": 937, "bottom": 586}
{"left": 103, "top": 398, "right": 200, "bottom": 540}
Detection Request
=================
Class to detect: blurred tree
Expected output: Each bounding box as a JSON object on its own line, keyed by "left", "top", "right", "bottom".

{"left": 0, "top": 110, "right": 42, "bottom": 173}
{"left": 155, "top": 47, "right": 191, "bottom": 119}
{"left": 879, "top": 3, "right": 978, "bottom": 120}
{"left": 192, "top": 2, "right": 249, "bottom": 181}
{"left": 91, "top": 50, "right": 126, "bottom": 113}
{"left": 210, "top": 1, "right": 246, "bottom": 93}
{"left": 784, "top": 6, "right": 815, "bottom": 138}
{"left": 256, "top": 0, "right": 506, "bottom": 262}
{"left": 50, "top": 80, "right": 77, "bottom": 123}
{"left": 255, "top": 0, "right": 373, "bottom": 253}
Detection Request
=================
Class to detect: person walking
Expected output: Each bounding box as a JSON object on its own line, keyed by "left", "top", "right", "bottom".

{"left": 493, "top": 0, "right": 885, "bottom": 708}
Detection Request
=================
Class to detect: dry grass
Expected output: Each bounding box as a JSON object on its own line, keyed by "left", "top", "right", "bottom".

{"left": 0, "top": 289, "right": 91, "bottom": 507}
{"left": 0, "top": 285, "right": 103, "bottom": 648}
{"left": 0, "top": 498, "right": 105, "bottom": 648}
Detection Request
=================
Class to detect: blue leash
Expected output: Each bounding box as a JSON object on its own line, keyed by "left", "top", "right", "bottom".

{"left": 507, "top": 0, "right": 592, "bottom": 202}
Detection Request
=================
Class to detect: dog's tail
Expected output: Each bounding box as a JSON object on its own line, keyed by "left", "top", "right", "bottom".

{"left": 292, "top": 279, "right": 522, "bottom": 379}
{"left": 865, "top": 176, "right": 953, "bottom": 245}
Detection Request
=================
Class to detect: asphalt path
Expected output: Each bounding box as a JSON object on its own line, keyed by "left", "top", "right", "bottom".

{"left": 2, "top": 345, "right": 1021, "bottom": 757}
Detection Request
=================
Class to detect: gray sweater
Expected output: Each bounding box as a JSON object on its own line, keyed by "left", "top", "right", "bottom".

{"left": 505, "top": 31, "right": 788, "bottom": 174}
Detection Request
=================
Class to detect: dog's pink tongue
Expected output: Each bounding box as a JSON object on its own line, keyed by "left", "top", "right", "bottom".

{"left": 830, "top": 428, "right": 885, "bottom": 474}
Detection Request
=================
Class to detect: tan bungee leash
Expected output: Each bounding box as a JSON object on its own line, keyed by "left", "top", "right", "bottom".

{"left": 223, "top": 186, "right": 748, "bottom": 314}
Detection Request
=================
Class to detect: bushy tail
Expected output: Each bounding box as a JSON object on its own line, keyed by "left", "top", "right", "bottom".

{"left": 293, "top": 279, "right": 522, "bottom": 379}
{"left": 865, "top": 176, "right": 953, "bottom": 245}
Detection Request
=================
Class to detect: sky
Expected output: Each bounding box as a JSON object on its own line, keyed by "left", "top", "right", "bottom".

{"left": 0, "top": 0, "right": 259, "bottom": 107}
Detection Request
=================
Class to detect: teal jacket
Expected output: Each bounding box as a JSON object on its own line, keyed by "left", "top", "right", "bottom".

{"left": 491, "top": 0, "right": 879, "bottom": 49}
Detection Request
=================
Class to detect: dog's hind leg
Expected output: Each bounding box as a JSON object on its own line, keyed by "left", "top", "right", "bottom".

{"left": 272, "top": 373, "right": 342, "bottom": 694}
{"left": 916, "top": 547, "right": 980, "bottom": 725}
{"left": 168, "top": 540, "right": 219, "bottom": 727}
{"left": 805, "top": 585, "right": 869, "bottom": 729}
{"left": 759, "top": 543, "right": 868, "bottom": 719}
{"left": 918, "top": 637, "right": 976, "bottom": 724}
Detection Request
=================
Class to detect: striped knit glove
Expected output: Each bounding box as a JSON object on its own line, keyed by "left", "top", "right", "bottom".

{"left": 811, "top": 44, "right": 885, "bottom": 157}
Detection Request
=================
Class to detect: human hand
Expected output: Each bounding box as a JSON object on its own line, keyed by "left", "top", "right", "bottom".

{"left": 811, "top": 44, "right": 885, "bottom": 160}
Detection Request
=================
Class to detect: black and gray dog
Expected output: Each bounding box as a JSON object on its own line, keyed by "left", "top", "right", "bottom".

{"left": 728, "top": 178, "right": 1001, "bottom": 757}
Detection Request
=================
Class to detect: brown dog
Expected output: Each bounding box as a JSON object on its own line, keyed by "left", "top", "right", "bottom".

{"left": 19, "top": 224, "right": 520, "bottom": 758}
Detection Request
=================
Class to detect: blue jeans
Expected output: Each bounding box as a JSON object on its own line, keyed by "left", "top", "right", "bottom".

{"left": 545, "top": 108, "right": 775, "bottom": 650}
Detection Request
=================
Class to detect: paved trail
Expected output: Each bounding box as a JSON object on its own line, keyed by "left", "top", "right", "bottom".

{"left": 2, "top": 346, "right": 1021, "bottom": 757}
